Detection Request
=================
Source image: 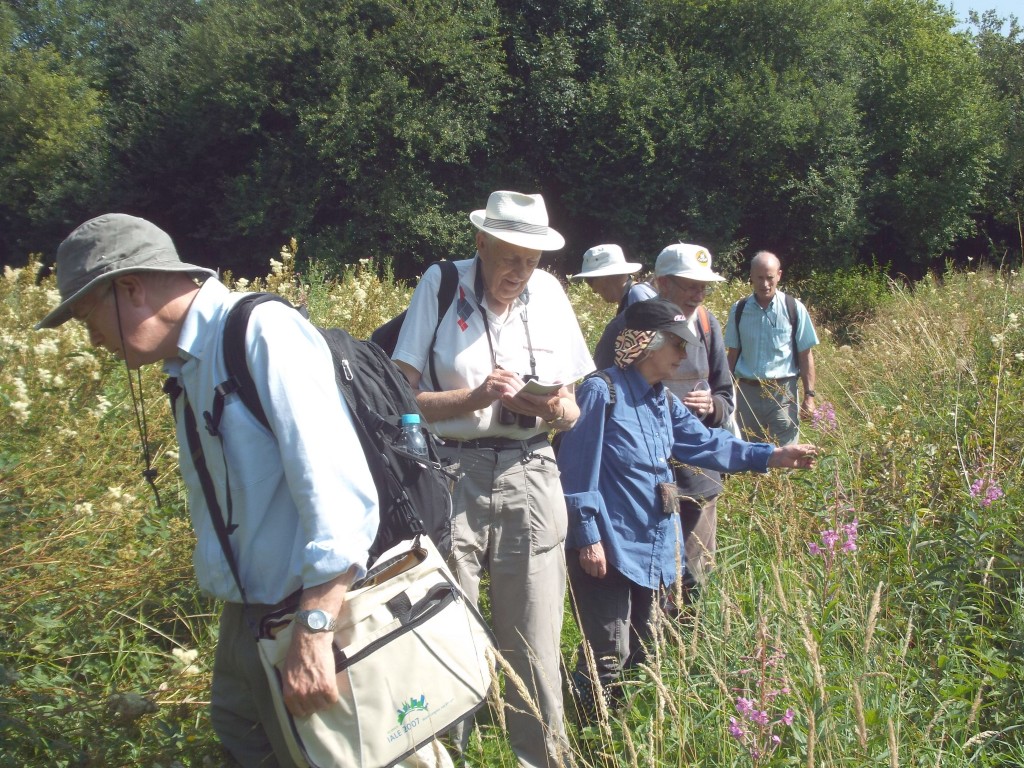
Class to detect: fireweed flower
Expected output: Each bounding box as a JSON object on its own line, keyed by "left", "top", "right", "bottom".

{"left": 970, "top": 476, "right": 1003, "bottom": 507}
{"left": 730, "top": 638, "right": 795, "bottom": 765}
{"left": 810, "top": 400, "right": 838, "bottom": 433}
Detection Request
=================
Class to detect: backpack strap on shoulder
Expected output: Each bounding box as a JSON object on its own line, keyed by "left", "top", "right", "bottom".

{"left": 427, "top": 260, "right": 459, "bottom": 392}
{"left": 785, "top": 293, "right": 799, "bottom": 371}
{"left": 696, "top": 305, "right": 711, "bottom": 354}
{"left": 731, "top": 297, "right": 748, "bottom": 356}
{"left": 584, "top": 370, "right": 616, "bottom": 422}
{"left": 220, "top": 293, "right": 295, "bottom": 434}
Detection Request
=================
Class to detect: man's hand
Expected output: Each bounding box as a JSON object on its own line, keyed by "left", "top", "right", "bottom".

{"left": 469, "top": 368, "right": 525, "bottom": 410}
{"left": 767, "top": 443, "right": 818, "bottom": 470}
{"left": 579, "top": 542, "right": 607, "bottom": 578}
{"left": 281, "top": 628, "right": 338, "bottom": 718}
{"left": 502, "top": 383, "right": 572, "bottom": 421}
{"left": 800, "top": 395, "right": 816, "bottom": 420}
{"left": 681, "top": 388, "right": 714, "bottom": 418}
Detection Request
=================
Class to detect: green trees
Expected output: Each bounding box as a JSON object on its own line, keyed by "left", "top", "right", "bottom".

{"left": 0, "top": 5, "right": 103, "bottom": 264}
{"left": 0, "top": 0, "right": 1018, "bottom": 277}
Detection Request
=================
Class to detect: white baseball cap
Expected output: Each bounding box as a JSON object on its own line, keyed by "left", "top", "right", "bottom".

{"left": 570, "top": 244, "right": 643, "bottom": 281}
{"left": 654, "top": 243, "right": 725, "bottom": 282}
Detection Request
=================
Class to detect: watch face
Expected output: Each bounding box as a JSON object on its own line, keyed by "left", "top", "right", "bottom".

{"left": 306, "top": 610, "right": 329, "bottom": 631}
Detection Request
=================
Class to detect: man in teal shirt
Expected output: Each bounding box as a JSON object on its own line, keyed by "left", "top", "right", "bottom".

{"left": 725, "top": 250, "right": 819, "bottom": 445}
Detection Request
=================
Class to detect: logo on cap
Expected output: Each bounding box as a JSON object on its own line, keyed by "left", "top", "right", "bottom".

{"left": 695, "top": 249, "right": 711, "bottom": 266}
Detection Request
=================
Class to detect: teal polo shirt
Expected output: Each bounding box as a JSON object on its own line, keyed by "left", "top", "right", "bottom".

{"left": 725, "top": 291, "right": 818, "bottom": 380}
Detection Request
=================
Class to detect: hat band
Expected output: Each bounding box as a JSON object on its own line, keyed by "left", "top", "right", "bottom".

{"left": 483, "top": 217, "right": 550, "bottom": 236}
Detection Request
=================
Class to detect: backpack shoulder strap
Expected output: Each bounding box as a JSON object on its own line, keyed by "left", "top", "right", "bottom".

{"left": 584, "top": 369, "right": 616, "bottom": 423}
{"left": 785, "top": 293, "right": 799, "bottom": 369}
{"left": 221, "top": 293, "right": 295, "bottom": 434}
{"left": 732, "top": 297, "right": 748, "bottom": 355}
{"left": 696, "top": 305, "right": 711, "bottom": 354}
{"left": 426, "top": 260, "right": 459, "bottom": 391}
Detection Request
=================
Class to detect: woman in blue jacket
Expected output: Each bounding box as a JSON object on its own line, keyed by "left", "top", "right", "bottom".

{"left": 558, "top": 297, "right": 816, "bottom": 720}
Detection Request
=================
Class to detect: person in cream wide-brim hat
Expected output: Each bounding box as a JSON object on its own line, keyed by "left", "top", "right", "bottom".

{"left": 572, "top": 244, "right": 656, "bottom": 310}
{"left": 391, "top": 189, "right": 594, "bottom": 768}
{"left": 469, "top": 190, "right": 565, "bottom": 251}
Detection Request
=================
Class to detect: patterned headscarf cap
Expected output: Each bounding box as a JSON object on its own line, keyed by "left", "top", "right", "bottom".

{"left": 614, "top": 328, "right": 657, "bottom": 369}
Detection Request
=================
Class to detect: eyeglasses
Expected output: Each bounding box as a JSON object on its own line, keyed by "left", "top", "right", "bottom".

{"left": 664, "top": 276, "right": 710, "bottom": 294}
{"left": 72, "top": 284, "right": 112, "bottom": 325}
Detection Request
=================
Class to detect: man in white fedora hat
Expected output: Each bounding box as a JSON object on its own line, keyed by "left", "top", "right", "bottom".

{"left": 571, "top": 243, "right": 655, "bottom": 313}
{"left": 393, "top": 191, "right": 593, "bottom": 767}
{"left": 36, "top": 214, "right": 451, "bottom": 768}
{"left": 591, "top": 243, "right": 735, "bottom": 601}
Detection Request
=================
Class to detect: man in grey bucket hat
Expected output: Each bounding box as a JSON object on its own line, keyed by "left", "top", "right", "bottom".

{"left": 36, "top": 214, "right": 217, "bottom": 330}
{"left": 36, "top": 214, "right": 452, "bottom": 767}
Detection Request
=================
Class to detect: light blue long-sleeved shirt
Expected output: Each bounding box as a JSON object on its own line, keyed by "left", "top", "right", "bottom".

{"left": 557, "top": 365, "right": 773, "bottom": 589}
{"left": 164, "top": 280, "right": 379, "bottom": 604}
{"left": 725, "top": 291, "right": 819, "bottom": 380}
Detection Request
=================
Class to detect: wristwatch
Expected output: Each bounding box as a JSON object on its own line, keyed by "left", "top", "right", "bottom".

{"left": 295, "top": 609, "right": 337, "bottom": 633}
{"left": 805, "top": 390, "right": 816, "bottom": 398}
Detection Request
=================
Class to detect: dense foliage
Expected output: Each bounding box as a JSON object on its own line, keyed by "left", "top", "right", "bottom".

{"left": 1, "top": 1, "right": 1022, "bottom": 278}
{"left": 3, "top": 253, "right": 1023, "bottom": 766}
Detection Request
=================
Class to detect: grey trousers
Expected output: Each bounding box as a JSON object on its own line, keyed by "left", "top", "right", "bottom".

{"left": 211, "top": 602, "right": 454, "bottom": 767}
{"left": 736, "top": 376, "right": 800, "bottom": 445}
{"left": 440, "top": 442, "right": 571, "bottom": 768}
{"left": 678, "top": 494, "right": 719, "bottom": 590}
{"left": 566, "top": 554, "right": 656, "bottom": 688}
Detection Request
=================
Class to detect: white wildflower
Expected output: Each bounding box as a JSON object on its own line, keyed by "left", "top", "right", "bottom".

{"left": 89, "top": 395, "right": 112, "bottom": 419}
{"left": 235, "top": 277, "right": 250, "bottom": 290}
{"left": 34, "top": 337, "right": 59, "bottom": 356}
{"left": 3, "top": 265, "right": 23, "bottom": 280}
{"left": 74, "top": 502, "right": 94, "bottom": 516}
{"left": 9, "top": 400, "right": 30, "bottom": 423}
{"left": 269, "top": 258, "right": 284, "bottom": 276}
{"left": 172, "top": 647, "right": 202, "bottom": 675}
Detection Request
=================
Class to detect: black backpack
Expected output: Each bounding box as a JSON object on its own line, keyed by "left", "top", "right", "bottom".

{"left": 216, "top": 293, "right": 454, "bottom": 566}
{"left": 370, "top": 260, "right": 459, "bottom": 391}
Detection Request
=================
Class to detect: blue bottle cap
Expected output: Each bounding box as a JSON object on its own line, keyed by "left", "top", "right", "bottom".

{"left": 401, "top": 413, "right": 421, "bottom": 426}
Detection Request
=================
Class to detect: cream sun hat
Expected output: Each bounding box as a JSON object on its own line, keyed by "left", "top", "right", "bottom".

{"left": 469, "top": 191, "right": 565, "bottom": 251}
{"left": 570, "top": 244, "right": 643, "bottom": 281}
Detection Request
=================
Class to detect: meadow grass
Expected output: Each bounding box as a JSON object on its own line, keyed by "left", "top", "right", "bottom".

{"left": 1, "top": 252, "right": 1022, "bottom": 767}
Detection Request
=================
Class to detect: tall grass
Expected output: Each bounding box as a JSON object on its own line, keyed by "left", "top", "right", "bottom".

{"left": 1, "top": 252, "right": 1021, "bottom": 767}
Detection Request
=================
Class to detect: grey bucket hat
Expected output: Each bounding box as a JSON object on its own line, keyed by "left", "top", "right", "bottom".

{"left": 36, "top": 214, "right": 217, "bottom": 329}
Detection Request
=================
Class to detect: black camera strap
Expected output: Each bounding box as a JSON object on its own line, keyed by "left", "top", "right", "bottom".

{"left": 473, "top": 258, "right": 536, "bottom": 377}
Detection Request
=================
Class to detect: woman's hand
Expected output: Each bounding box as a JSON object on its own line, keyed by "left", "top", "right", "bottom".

{"left": 579, "top": 542, "right": 607, "bottom": 578}
{"left": 767, "top": 443, "right": 818, "bottom": 469}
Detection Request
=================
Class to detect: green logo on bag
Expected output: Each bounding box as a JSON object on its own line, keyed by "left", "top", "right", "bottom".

{"left": 397, "top": 695, "right": 428, "bottom": 725}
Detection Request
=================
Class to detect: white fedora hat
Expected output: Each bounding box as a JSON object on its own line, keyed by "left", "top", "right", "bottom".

{"left": 469, "top": 191, "right": 565, "bottom": 251}
{"left": 654, "top": 243, "right": 726, "bottom": 282}
{"left": 570, "top": 244, "right": 643, "bottom": 281}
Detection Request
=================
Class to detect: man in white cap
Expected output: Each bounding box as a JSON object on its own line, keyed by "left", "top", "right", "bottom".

{"left": 36, "top": 214, "right": 450, "bottom": 768}
{"left": 570, "top": 243, "right": 655, "bottom": 313}
{"left": 592, "top": 243, "right": 734, "bottom": 598}
{"left": 725, "top": 250, "right": 818, "bottom": 445}
{"left": 393, "top": 191, "right": 594, "bottom": 768}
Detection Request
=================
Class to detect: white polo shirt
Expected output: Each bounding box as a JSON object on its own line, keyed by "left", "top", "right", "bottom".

{"left": 393, "top": 257, "right": 594, "bottom": 440}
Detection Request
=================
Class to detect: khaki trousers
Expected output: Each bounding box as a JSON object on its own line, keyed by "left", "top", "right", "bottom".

{"left": 440, "top": 442, "right": 571, "bottom": 768}
{"left": 736, "top": 376, "right": 800, "bottom": 446}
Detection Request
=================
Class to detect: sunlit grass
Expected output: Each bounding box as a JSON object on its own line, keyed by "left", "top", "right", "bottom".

{"left": 2, "top": 252, "right": 1022, "bottom": 766}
